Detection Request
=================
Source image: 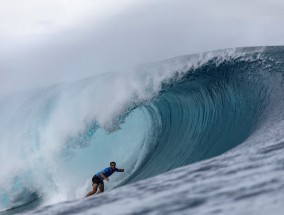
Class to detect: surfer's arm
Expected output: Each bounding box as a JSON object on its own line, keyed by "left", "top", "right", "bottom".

{"left": 100, "top": 172, "right": 109, "bottom": 181}
{"left": 114, "top": 167, "right": 124, "bottom": 172}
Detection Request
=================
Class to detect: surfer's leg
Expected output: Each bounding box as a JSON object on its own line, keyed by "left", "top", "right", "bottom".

{"left": 86, "top": 184, "right": 98, "bottom": 197}
{"left": 97, "top": 184, "right": 104, "bottom": 194}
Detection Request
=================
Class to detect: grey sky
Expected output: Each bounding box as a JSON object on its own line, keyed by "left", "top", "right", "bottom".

{"left": 1, "top": 0, "right": 284, "bottom": 95}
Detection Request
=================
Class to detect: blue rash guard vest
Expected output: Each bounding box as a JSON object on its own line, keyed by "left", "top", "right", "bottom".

{"left": 96, "top": 167, "right": 119, "bottom": 180}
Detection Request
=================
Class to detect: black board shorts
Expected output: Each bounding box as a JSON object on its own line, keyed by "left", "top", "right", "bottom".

{"left": 92, "top": 175, "right": 104, "bottom": 186}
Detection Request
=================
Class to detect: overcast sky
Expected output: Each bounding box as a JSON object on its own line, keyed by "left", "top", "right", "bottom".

{"left": 1, "top": 0, "right": 284, "bottom": 95}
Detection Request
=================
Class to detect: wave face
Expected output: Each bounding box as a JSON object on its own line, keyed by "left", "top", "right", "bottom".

{"left": 0, "top": 46, "right": 284, "bottom": 213}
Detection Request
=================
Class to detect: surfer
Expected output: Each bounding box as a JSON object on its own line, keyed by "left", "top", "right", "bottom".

{"left": 86, "top": 161, "right": 124, "bottom": 197}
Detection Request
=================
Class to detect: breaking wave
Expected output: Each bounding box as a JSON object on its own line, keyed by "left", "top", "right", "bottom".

{"left": 0, "top": 46, "right": 283, "bottom": 213}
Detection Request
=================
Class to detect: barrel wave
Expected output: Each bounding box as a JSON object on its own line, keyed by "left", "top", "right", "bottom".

{"left": 126, "top": 56, "right": 268, "bottom": 183}
{"left": 0, "top": 46, "right": 283, "bottom": 213}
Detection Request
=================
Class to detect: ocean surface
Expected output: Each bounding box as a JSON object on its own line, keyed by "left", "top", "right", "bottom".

{"left": 0, "top": 46, "right": 284, "bottom": 214}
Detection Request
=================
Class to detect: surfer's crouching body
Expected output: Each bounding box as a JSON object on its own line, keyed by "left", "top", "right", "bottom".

{"left": 86, "top": 161, "right": 124, "bottom": 197}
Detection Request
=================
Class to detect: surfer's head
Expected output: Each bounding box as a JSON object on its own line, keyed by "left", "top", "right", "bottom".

{"left": 110, "top": 161, "right": 116, "bottom": 169}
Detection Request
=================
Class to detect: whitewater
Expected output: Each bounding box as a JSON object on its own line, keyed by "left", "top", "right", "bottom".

{"left": 0, "top": 46, "right": 284, "bottom": 214}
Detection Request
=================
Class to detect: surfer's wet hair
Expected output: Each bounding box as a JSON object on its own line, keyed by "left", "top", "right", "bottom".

{"left": 110, "top": 161, "right": 116, "bottom": 166}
